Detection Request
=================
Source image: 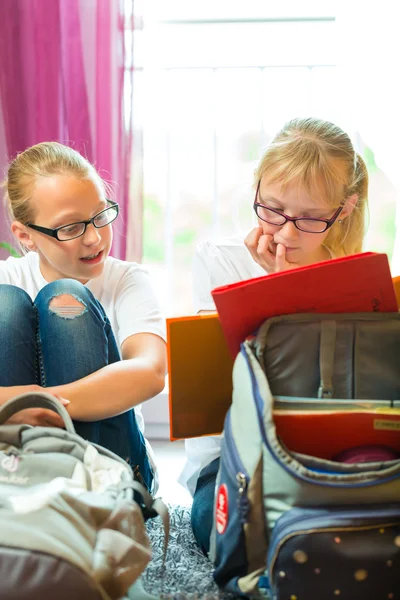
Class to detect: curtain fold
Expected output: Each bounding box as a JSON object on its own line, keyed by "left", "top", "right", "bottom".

{"left": 0, "top": 0, "right": 137, "bottom": 261}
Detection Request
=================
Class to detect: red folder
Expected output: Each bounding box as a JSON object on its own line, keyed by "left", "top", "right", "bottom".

{"left": 274, "top": 408, "right": 400, "bottom": 460}
{"left": 211, "top": 252, "right": 398, "bottom": 357}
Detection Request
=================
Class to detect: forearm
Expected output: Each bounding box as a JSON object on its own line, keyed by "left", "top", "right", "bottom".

{"left": 47, "top": 359, "right": 166, "bottom": 421}
{"left": 0, "top": 384, "right": 42, "bottom": 406}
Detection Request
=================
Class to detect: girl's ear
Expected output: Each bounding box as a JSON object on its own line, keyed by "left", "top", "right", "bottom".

{"left": 11, "top": 221, "right": 37, "bottom": 251}
{"left": 340, "top": 193, "right": 358, "bottom": 220}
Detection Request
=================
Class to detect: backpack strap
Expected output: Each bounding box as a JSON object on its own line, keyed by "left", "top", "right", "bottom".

{"left": 120, "top": 481, "right": 170, "bottom": 564}
{"left": 0, "top": 391, "right": 75, "bottom": 433}
{"left": 318, "top": 320, "right": 337, "bottom": 399}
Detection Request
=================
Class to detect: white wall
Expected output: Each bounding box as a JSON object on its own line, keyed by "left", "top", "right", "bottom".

{"left": 142, "top": 385, "right": 170, "bottom": 440}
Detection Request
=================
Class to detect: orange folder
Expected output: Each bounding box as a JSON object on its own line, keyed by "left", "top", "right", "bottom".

{"left": 167, "top": 314, "right": 234, "bottom": 440}
{"left": 394, "top": 275, "right": 400, "bottom": 308}
{"left": 274, "top": 408, "right": 400, "bottom": 460}
{"left": 211, "top": 252, "right": 398, "bottom": 358}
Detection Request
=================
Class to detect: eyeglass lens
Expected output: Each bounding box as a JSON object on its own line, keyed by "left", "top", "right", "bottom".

{"left": 57, "top": 205, "right": 118, "bottom": 240}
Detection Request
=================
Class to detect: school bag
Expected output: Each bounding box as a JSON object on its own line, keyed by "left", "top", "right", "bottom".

{"left": 0, "top": 391, "right": 169, "bottom": 600}
{"left": 210, "top": 312, "right": 400, "bottom": 600}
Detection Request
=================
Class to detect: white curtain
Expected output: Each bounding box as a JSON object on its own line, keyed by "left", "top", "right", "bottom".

{"left": 337, "top": 0, "right": 400, "bottom": 275}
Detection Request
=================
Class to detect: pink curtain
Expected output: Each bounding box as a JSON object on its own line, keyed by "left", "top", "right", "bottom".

{"left": 0, "top": 0, "right": 137, "bottom": 260}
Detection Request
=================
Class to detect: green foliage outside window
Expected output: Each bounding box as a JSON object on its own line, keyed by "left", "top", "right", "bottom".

{"left": 142, "top": 195, "right": 165, "bottom": 263}
{"left": 0, "top": 242, "right": 20, "bottom": 258}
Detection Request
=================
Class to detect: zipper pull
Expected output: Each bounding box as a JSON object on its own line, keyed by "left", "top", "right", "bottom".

{"left": 236, "top": 472, "right": 248, "bottom": 495}
{"left": 236, "top": 472, "right": 249, "bottom": 524}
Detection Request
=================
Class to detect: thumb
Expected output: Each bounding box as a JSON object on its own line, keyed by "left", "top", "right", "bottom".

{"left": 54, "top": 395, "right": 70, "bottom": 406}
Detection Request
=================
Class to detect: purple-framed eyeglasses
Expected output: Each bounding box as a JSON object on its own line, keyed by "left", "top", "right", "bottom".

{"left": 253, "top": 181, "right": 343, "bottom": 234}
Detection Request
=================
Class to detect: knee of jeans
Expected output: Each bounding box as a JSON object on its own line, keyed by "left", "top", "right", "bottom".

{"left": 192, "top": 482, "right": 215, "bottom": 521}
{"left": 0, "top": 284, "right": 31, "bottom": 303}
{"left": 48, "top": 293, "right": 88, "bottom": 319}
{"left": 35, "top": 279, "right": 94, "bottom": 312}
{"left": 0, "top": 285, "right": 33, "bottom": 322}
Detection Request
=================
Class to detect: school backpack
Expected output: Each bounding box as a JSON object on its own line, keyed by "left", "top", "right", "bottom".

{"left": 210, "top": 312, "right": 400, "bottom": 600}
{"left": 0, "top": 391, "right": 169, "bottom": 600}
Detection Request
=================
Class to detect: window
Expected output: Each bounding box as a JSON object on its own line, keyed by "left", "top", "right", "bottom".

{"left": 130, "top": 1, "right": 397, "bottom": 314}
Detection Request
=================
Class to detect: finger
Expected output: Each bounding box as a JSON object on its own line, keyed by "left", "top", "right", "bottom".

{"left": 43, "top": 411, "right": 65, "bottom": 428}
{"left": 44, "top": 417, "right": 65, "bottom": 428}
{"left": 257, "top": 233, "right": 273, "bottom": 256}
{"left": 245, "top": 228, "right": 278, "bottom": 273}
{"left": 275, "top": 243, "right": 288, "bottom": 271}
{"left": 244, "top": 226, "right": 263, "bottom": 255}
{"left": 256, "top": 235, "right": 277, "bottom": 271}
{"left": 244, "top": 227, "right": 262, "bottom": 263}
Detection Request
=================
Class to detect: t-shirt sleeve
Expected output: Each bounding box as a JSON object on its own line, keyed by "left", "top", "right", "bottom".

{"left": 114, "top": 265, "right": 166, "bottom": 346}
{"left": 0, "top": 260, "right": 14, "bottom": 285}
{"left": 193, "top": 240, "right": 246, "bottom": 313}
{"left": 192, "top": 245, "right": 216, "bottom": 313}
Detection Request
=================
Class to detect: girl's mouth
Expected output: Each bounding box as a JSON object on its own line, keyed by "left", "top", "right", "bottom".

{"left": 80, "top": 250, "right": 103, "bottom": 264}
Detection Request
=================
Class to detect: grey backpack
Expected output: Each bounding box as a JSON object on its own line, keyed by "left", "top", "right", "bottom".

{"left": 210, "top": 312, "right": 400, "bottom": 599}
{"left": 0, "top": 392, "right": 169, "bottom": 600}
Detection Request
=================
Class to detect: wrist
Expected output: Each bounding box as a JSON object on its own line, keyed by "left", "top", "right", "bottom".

{"left": 0, "top": 384, "right": 42, "bottom": 406}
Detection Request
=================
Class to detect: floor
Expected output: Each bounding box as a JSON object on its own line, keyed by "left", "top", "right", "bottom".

{"left": 150, "top": 438, "right": 192, "bottom": 505}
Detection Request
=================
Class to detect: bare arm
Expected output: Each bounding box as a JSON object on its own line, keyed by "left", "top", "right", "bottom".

{"left": 47, "top": 332, "right": 167, "bottom": 421}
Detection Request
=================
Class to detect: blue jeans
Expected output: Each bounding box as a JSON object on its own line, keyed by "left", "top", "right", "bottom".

{"left": 191, "top": 457, "right": 220, "bottom": 555}
{"left": 0, "top": 280, "right": 153, "bottom": 490}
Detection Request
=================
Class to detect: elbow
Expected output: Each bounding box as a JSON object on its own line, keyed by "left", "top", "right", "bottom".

{"left": 149, "top": 372, "right": 166, "bottom": 399}
{"left": 150, "top": 361, "right": 167, "bottom": 397}
{"left": 153, "top": 375, "right": 166, "bottom": 398}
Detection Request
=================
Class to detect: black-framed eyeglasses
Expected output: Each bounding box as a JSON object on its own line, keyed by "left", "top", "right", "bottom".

{"left": 253, "top": 181, "right": 343, "bottom": 234}
{"left": 27, "top": 200, "right": 119, "bottom": 241}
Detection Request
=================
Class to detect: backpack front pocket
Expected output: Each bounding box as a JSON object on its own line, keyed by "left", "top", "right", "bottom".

{"left": 267, "top": 505, "right": 400, "bottom": 600}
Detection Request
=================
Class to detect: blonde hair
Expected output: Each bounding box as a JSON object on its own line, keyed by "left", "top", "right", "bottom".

{"left": 2, "top": 141, "right": 108, "bottom": 226}
{"left": 255, "top": 117, "right": 369, "bottom": 256}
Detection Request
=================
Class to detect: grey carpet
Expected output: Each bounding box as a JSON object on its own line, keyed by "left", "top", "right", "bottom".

{"left": 142, "top": 504, "right": 238, "bottom": 599}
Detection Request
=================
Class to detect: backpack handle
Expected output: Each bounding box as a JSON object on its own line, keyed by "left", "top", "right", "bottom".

{"left": 0, "top": 391, "right": 76, "bottom": 433}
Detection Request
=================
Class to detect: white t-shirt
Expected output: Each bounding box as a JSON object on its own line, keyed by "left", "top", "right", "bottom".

{"left": 0, "top": 251, "right": 167, "bottom": 436}
{"left": 179, "top": 234, "right": 266, "bottom": 495}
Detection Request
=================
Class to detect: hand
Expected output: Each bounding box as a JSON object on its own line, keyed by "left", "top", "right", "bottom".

{"left": 244, "top": 227, "right": 300, "bottom": 274}
{"left": 5, "top": 408, "right": 65, "bottom": 428}
{"left": 0, "top": 384, "right": 69, "bottom": 428}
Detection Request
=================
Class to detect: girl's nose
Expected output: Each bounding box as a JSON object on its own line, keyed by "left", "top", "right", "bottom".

{"left": 278, "top": 219, "right": 300, "bottom": 240}
{"left": 82, "top": 223, "right": 101, "bottom": 245}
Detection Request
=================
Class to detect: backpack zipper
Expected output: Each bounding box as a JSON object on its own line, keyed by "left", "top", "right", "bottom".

{"left": 223, "top": 411, "right": 249, "bottom": 523}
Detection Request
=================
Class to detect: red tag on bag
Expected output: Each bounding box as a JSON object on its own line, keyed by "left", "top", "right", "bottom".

{"left": 216, "top": 484, "right": 229, "bottom": 534}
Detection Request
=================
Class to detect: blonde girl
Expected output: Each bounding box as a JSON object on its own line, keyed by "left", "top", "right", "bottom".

{"left": 0, "top": 142, "right": 167, "bottom": 491}
{"left": 183, "top": 117, "right": 369, "bottom": 553}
